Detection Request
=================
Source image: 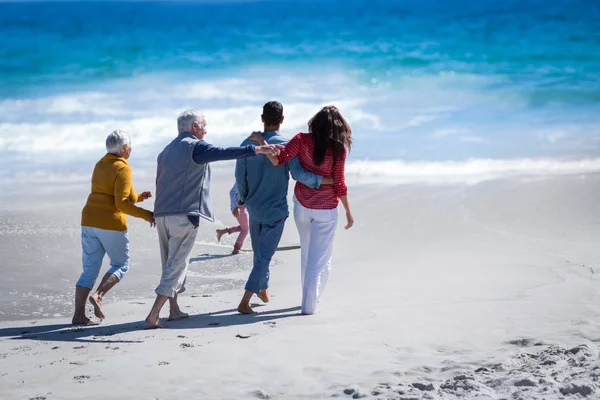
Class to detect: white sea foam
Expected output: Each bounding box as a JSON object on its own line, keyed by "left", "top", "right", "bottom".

{"left": 1, "top": 70, "right": 598, "bottom": 174}
{"left": 346, "top": 157, "right": 600, "bottom": 185}
{"left": 0, "top": 73, "right": 378, "bottom": 155}
{"left": 2, "top": 156, "right": 599, "bottom": 187}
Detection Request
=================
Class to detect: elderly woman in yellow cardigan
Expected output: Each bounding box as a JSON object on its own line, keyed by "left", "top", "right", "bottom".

{"left": 73, "top": 130, "right": 155, "bottom": 325}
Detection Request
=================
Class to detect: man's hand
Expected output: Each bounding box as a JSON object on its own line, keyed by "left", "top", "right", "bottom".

{"left": 140, "top": 191, "right": 152, "bottom": 201}
{"left": 344, "top": 211, "right": 354, "bottom": 230}
{"left": 149, "top": 214, "right": 156, "bottom": 228}
{"left": 248, "top": 131, "right": 264, "bottom": 143}
{"left": 232, "top": 206, "right": 240, "bottom": 218}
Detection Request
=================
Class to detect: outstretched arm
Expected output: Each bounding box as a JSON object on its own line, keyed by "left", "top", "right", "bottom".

{"left": 193, "top": 141, "right": 278, "bottom": 164}
{"left": 249, "top": 131, "right": 333, "bottom": 185}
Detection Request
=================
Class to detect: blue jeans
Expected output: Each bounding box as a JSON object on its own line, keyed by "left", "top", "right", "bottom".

{"left": 244, "top": 217, "right": 286, "bottom": 294}
{"left": 76, "top": 227, "right": 130, "bottom": 289}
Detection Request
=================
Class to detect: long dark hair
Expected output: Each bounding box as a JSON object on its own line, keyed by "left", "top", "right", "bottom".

{"left": 308, "top": 105, "right": 352, "bottom": 165}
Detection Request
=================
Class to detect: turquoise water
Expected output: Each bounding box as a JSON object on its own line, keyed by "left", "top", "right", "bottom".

{"left": 0, "top": 0, "right": 599, "bottom": 181}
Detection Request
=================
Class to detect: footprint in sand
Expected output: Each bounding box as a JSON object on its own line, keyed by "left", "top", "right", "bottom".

{"left": 73, "top": 375, "right": 90, "bottom": 383}
{"left": 28, "top": 397, "right": 46, "bottom": 400}
{"left": 73, "top": 346, "right": 86, "bottom": 350}
{"left": 69, "top": 361, "right": 86, "bottom": 366}
{"left": 158, "top": 361, "right": 169, "bottom": 366}
{"left": 251, "top": 390, "right": 270, "bottom": 399}
{"left": 105, "top": 346, "right": 119, "bottom": 350}
{"left": 177, "top": 335, "right": 187, "bottom": 338}
{"left": 236, "top": 334, "right": 257, "bottom": 339}
{"left": 505, "top": 338, "right": 544, "bottom": 347}
{"left": 180, "top": 343, "right": 194, "bottom": 348}
{"left": 51, "top": 347, "right": 60, "bottom": 350}
{"left": 412, "top": 382, "right": 435, "bottom": 391}
{"left": 263, "top": 321, "right": 276, "bottom": 328}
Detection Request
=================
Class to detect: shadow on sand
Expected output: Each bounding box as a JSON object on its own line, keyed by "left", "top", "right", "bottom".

{"left": 0, "top": 306, "right": 301, "bottom": 344}
{"left": 191, "top": 245, "right": 301, "bottom": 262}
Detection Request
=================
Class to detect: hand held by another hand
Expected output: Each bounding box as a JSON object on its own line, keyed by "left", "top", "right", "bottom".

{"left": 256, "top": 144, "right": 280, "bottom": 156}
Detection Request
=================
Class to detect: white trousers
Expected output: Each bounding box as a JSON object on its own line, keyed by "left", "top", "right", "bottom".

{"left": 293, "top": 197, "right": 338, "bottom": 315}
{"left": 155, "top": 215, "right": 198, "bottom": 298}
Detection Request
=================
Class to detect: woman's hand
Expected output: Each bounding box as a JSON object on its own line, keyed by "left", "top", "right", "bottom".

{"left": 344, "top": 211, "right": 354, "bottom": 230}
{"left": 149, "top": 215, "right": 156, "bottom": 228}
{"left": 140, "top": 191, "right": 152, "bottom": 201}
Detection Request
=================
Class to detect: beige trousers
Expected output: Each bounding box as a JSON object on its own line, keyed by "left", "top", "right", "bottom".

{"left": 155, "top": 215, "right": 198, "bottom": 298}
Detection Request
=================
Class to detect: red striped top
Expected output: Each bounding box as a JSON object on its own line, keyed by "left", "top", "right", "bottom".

{"left": 277, "top": 133, "right": 347, "bottom": 210}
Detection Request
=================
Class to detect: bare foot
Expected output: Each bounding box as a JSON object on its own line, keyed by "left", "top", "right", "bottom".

{"left": 257, "top": 289, "right": 270, "bottom": 303}
{"left": 216, "top": 229, "right": 227, "bottom": 242}
{"left": 89, "top": 294, "right": 105, "bottom": 319}
{"left": 168, "top": 311, "right": 190, "bottom": 321}
{"left": 71, "top": 315, "right": 95, "bottom": 325}
{"left": 237, "top": 304, "right": 256, "bottom": 315}
{"left": 231, "top": 248, "right": 245, "bottom": 255}
{"left": 145, "top": 315, "right": 167, "bottom": 328}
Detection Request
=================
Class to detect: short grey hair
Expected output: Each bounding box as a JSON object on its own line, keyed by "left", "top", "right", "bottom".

{"left": 105, "top": 130, "right": 131, "bottom": 155}
{"left": 177, "top": 109, "right": 205, "bottom": 134}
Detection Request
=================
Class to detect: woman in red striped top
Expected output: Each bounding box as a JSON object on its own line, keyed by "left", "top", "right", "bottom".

{"left": 253, "top": 105, "right": 354, "bottom": 315}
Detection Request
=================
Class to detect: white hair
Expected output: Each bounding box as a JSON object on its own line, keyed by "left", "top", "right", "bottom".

{"left": 105, "top": 130, "right": 131, "bottom": 155}
{"left": 177, "top": 109, "right": 205, "bottom": 134}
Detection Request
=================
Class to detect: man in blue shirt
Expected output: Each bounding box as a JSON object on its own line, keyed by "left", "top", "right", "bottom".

{"left": 235, "top": 101, "right": 332, "bottom": 314}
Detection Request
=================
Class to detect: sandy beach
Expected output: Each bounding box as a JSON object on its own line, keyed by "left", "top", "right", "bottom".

{"left": 1, "top": 0, "right": 600, "bottom": 398}
{"left": 1, "top": 167, "right": 599, "bottom": 399}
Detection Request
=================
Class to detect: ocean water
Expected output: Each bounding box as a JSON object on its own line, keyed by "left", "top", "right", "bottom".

{"left": 0, "top": 0, "right": 599, "bottom": 184}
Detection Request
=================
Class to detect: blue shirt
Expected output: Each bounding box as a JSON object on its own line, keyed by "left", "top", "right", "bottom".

{"left": 235, "top": 130, "right": 323, "bottom": 224}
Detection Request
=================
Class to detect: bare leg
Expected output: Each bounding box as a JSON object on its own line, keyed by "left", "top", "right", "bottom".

{"left": 145, "top": 295, "right": 169, "bottom": 328}
{"left": 89, "top": 273, "right": 119, "bottom": 320}
{"left": 237, "top": 290, "right": 256, "bottom": 314}
{"left": 72, "top": 285, "right": 94, "bottom": 325}
{"left": 216, "top": 228, "right": 228, "bottom": 242}
{"left": 257, "top": 289, "right": 270, "bottom": 303}
{"left": 168, "top": 293, "right": 189, "bottom": 321}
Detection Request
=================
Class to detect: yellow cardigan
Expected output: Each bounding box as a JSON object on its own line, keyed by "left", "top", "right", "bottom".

{"left": 81, "top": 154, "right": 153, "bottom": 231}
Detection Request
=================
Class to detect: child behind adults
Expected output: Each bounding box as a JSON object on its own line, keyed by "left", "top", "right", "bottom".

{"left": 216, "top": 184, "right": 249, "bottom": 255}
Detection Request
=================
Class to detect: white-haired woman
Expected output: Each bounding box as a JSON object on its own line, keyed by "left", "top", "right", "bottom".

{"left": 72, "top": 130, "right": 155, "bottom": 325}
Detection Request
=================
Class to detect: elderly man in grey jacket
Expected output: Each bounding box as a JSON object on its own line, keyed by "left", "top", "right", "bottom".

{"left": 145, "top": 109, "right": 279, "bottom": 328}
